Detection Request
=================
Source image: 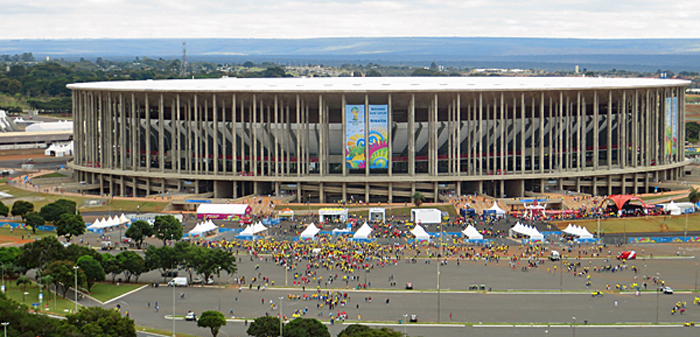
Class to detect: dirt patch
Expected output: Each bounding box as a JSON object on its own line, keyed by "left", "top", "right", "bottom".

{"left": 0, "top": 153, "right": 51, "bottom": 161}
{"left": 0, "top": 235, "right": 32, "bottom": 246}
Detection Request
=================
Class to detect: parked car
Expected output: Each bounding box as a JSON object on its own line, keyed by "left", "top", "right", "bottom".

{"left": 549, "top": 250, "right": 561, "bottom": 261}
{"left": 185, "top": 311, "right": 197, "bottom": 321}
{"left": 193, "top": 276, "right": 214, "bottom": 285}
{"left": 617, "top": 251, "right": 636, "bottom": 260}
{"left": 409, "top": 314, "right": 418, "bottom": 323}
{"left": 659, "top": 286, "right": 673, "bottom": 294}
{"left": 405, "top": 282, "right": 413, "bottom": 290}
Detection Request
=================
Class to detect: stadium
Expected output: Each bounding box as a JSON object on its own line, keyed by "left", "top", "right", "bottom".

{"left": 67, "top": 76, "right": 689, "bottom": 203}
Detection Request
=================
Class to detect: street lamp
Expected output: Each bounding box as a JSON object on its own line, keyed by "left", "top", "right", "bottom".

{"left": 572, "top": 317, "right": 576, "bottom": 337}
{"left": 1, "top": 322, "right": 8, "bottom": 337}
{"left": 73, "top": 266, "right": 79, "bottom": 313}
{"left": 279, "top": 296, "right": 284, "bottom": 337}
{"left": 172, "top": 279, "right": 176, "bottom": 337}
{"left": 403, "top": 314, "right": 408, "bottom": 335}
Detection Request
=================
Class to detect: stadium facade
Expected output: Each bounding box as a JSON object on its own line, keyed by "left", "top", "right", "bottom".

{"left": 67, "top": 77, "right": 689, "bottom": 203}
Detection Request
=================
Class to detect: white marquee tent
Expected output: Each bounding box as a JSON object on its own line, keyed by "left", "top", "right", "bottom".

{"left": 410, "top": 224, "right": 431, "bottom": 240}
{"left": 510, "top": 222, "right": 544, "bottom": 240}
{"left": 561, "top": 224, "right": 594, "bottom": 239}
{"left": 299, "top": 223, "right": 321, "bottom": 239}
{"left": 461, "top": 225, "right": 484, "bottom": 240}
{"left": 353, "top": 222, "right": 374, "bottom": 239}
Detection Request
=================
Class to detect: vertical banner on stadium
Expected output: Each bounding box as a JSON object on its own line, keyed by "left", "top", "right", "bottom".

{"left": 368, "top": 105, "right": 389, "bottom": 169}
{"left": 665, "top": 97, "right": 673, "bottom": 156}
{"left": 346, "top": 105, "right": 366, "bottom": 169}
{"left": 672, "top": 97, "right": 678, "bottom": 155}
{"left": 665, "top": 97, "right": 678, "bottom": 156}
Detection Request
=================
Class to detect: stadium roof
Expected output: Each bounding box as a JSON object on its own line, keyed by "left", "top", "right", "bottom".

{"left": 68, "top": 76, "right": 689, "bottom": 93}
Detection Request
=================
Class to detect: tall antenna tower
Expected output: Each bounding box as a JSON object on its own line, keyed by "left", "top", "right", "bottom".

{"left": 181, "top": 42, "right": 189, "bottom": 77}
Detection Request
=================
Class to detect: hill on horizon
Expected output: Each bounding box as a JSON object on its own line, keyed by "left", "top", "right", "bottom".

{"left": 3, "top": 37, "right": 700, "bottom": 72}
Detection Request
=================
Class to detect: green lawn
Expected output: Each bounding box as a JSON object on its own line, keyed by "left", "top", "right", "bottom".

{"left": 4, "top": 282, "right": 77, "bottom": 315}
{"left": 135, "top": 326, "right": 197, "bottom": 337}
{"left": 34, "top": 172, "right": 71, "bottom": 179}
{"left": 88, "top": 282, "right": 145, "bottom": 302}
{"left": 554, "top": 213, "right": 700, "bottom": 233}
{"left": 0, "top": 183, "right": 169, "bottom": 214}
{"left": 0, "top": 226, "right": 56, "bottom": 240}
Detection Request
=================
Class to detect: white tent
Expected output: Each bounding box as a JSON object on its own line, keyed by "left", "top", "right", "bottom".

{"left": 238, "top": 225, "right": 255, "bottom": 236}
{"left": 318, "top": 208, "right": 348, "bottom": 223}
{"left": 119, "top": 213, "right": 130, "bottom": 224}
{"left": 25, "top": 120, "right": 74, "bottom": 132}
{"left": 299, "top": 223, "right": 321, "bottom": 239}
{"left": 562, "top": 224, "right": 594, "bottom": 239}
{"left": 487, "top": 203, "right": 507, "bottom": 215}
{"left": 410, "top": 225, "right": 431, "bottom": 240}
{"left": 44, "top": 143, "right": 61, "bottom": 156}
{"left": 251, "top": 221, "right": 268, "bottom": 234}
{"left": 664, "top": 202, "right": 682, "bottom": 216}
{"left": 510, "top": 222, "right": 544, "bottom": 240}
{"left": 190, "top": 220, "right": 218, "bottom": 235}
{"left": 461, "top": 225, "right": 484, "bottom": 240}
{"left": 368, "top": 208, "right": 385, "bottom": 222}
{"left": 353, "top": 222, "right": 374, "bottom": 239}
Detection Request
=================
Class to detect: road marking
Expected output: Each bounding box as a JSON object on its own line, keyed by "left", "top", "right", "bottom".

{"left": 103, "top": 284, "right": 150, "bottom": 305}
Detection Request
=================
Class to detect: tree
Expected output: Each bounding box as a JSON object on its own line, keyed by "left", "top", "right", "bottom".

{"left": 144, "top": 245, "right": 178, "bottom": 282}
{"left": 284, "top": 318, "right": 330, "bottom": 337}
{"left": 247, "top": 316, "right": 280, "bottom": 337}
{"left": 125, "top": 220, "right": 154, "bottom": 249}
{"left": 116, "top": 251, "right": 147, "bottom": 282}
{"left": 60, "top": 306, "right": 136, "bottom": 337}
{"left": 24, "top": 211, "right": 44, "bottom": 234}
{"left": 366, "top": 69, "right": 382, "bottom": 77}
{"left": 64, "top": 244, "right": 102, "bottom": 264}
{"left": 197, "top": 310, "right": 227, "bottom": 337}
{"left": 0, "top": 200, "right": 9, "bottom": 217}
{"left": 412, "top": 191, "right": 425, "bottom": 207}
{"left": 76, "top": 255, "right": 105, "bottom": 292}
{"left": 687, "top": 122, "right": 700, "bottom": 143}
{"left": 101, "top": 254, "right": 124, "bottom": 284}
{"left": 0, "top": 247, "right": 24, "bottom": 277}
{"left": 16, "top": 275, "right": 31, "bottom": 302}
{"left": 194, "top": 248, "right": 237, "bottom": 283}
{"left": 56, "top": 213, "right": 86, "bottom": 241}
{"left": 152, "top": 215, "right": 183, "bottom": 245}
{"left": 43, "top": 260, "right": 85, "bottom": 298}
{"left": 11, "top": 200, "right": 34, "bottom": 219}
{"left": 18, "top": 236, "right": 65, "bottom": 271}
{"left": 689, "top": 188, "right": 700, "bottom": 204}
{"left": 338, "top": 324, "right": 372, "bottom": 337}
{"left": 40, "top": 199, "right": 77, "bottom": 223}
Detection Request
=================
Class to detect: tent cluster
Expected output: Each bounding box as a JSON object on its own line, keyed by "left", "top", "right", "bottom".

{"left": 87, "top": 214, "right": 130, "bottom": 230}
{"left": 44, "top": 141, "right": 74, "bottom": 157}
{"left": 188, "top": 220, "right": 219, "bottom": 236}
{"left": 461, "top": 225, "right": 484, "bottom": 240}
{"left": 509, "top": 222, "right": 544, "bottom": 240}
{"left": 26, "top": 120, "right": 73, "bottom": 132}
{"left": 561, "top": 224, "right": 594, "bottom": 239}
{"left": 239, "top": 222, "right": 268, "bottom": 236}
{"left": 661, "top": 201, "right": 695, "bottom": 215}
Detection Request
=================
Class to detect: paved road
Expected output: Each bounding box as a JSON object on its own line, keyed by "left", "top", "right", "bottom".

{"left": 103, "top": 243, "right": 700, "bottom": 337}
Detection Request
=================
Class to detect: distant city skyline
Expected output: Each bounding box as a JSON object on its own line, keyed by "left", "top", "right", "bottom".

{"left": 3, "top": 0, "right": 699, "bottom": 40}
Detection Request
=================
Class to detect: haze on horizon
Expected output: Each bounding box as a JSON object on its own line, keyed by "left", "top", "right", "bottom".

{"left": 3, "top": 0, "right": 700, "bottom": 40}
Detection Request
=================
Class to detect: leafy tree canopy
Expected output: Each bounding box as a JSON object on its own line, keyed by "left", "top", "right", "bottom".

{"left": 197, "top": 310, "right": 227, "bottom": 337}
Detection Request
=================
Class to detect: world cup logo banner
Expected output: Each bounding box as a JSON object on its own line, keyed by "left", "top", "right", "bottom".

{"left": 345, "top": 105, "right": 389, "bottom": 169}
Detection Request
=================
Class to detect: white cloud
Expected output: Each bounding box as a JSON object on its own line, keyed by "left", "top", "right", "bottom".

{"left": 1, "top": 0, "right": 699, "bottom": 39}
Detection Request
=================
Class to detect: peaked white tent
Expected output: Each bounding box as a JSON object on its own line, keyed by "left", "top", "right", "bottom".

{"left": 461, "top": 225, "right": 484, "bottom": 240}
{"left": 663, "top": 202, "right": 682, "bottom": 216}
{"left": 119, "top": 213, "right": 130, "bottom": 224}
{"left": 410, "top": 225, "right": 430, "bottom": 240}
{"left": 299, "top": 223, "right": 321, "bottom": 239}
{"left": 353, "top": 222, "right": 374, "bottom": 239}
{"left": 510, "top": 222, "right": 544, "bottom": 240}
{"left": 238, "top": 225, "right": 255, "bottom": 236}
{"left": 487, "top": 203, "right": 507, "bottom": 216}
{"left": 562, "top": 224, "right": 594, "bottom": 239}
{"left": 251, "top": 221, "right": 268, "bottom": 234}
{"left": 189, "top": 220, "right": 218, "bottom": 235}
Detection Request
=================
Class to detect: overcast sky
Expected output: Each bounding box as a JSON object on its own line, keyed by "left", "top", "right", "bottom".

{"left": 3, "top": 0, "right": 700, "bottom": 39}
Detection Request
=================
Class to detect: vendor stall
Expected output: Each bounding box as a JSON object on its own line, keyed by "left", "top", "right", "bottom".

{"left": 319, "top": 208, "right": 348, "bottom": 223}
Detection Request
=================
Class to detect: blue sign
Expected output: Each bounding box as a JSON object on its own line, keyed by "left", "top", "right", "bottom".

{"left": 185, "top": 199, "right": 212, "bottom": 203}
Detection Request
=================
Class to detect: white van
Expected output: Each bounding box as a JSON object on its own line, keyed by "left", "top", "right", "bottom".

{"left": 168, "top": 277, "right": 188, "bottom": 287}
{"left": 549, "top": 251, "right": 561, "bottom": 261}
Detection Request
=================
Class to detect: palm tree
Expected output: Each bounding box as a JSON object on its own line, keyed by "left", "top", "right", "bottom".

{"left": 16, "top": 275, "right": 30, "bottom": 302}
{"left": 412, "top": 191, "right": 425, "bottom": 207}
{"left": 689, "top": 188, "right": 700, "bottom": 203}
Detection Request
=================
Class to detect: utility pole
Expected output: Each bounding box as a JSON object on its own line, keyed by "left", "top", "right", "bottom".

{"left": 180, "top": 42, "right": 189, "bottom": 78}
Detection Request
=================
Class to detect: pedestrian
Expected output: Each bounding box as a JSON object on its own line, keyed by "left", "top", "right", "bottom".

{"left": 148, "top": 302, "right": 150, "bottom": 308}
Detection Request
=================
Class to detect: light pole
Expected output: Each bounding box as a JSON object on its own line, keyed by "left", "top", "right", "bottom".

{"left": 1, "top": 322, "right": 8, "bottom": 337}
{"left": 172, "top": 279, "right": 176, "bottom": 337}
{"left": 279, "top": 296, "right": 284, "bottom": 337}
{"left": 403, "top": 314, "right": 408, "bottom": 335}
{"left": 572, "top": 317, "right": 576, "bottom": 337}
{"left": 685, "top": 212, "right": 689, "bottom": 241}
{"left": 655, "top": 288, "right": 659, "bottom": 324}
{"left": 73, "top": 265, "right": 79, "bottom": 313}
{"left": 695, "top": 262, "right": 698, "bottom": 291}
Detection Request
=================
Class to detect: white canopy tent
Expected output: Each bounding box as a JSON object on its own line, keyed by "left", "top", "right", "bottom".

{"left": 461, "top": 225, "right": 484, "bottom": 240}
{"left": 353, "top": 222, "right": 374, "bottom": 239}
{"left": 663, "top": 202, "right": 682, "bottom": 216}
{"left": 299, "top": 223, "right": 321, "bottom": 239}
{"left": 510, "top": 222, "right": 544, "bottom": 240}
{"left": 318, "top": 208, "right": 348, "bottom": 223}
{"left": 410, "top": 225, "right": 431, "bottom": 240}
{"left": 189, "top": 220, "right": 218, "bottom": 235}
{"left": 251, "top": 221, "right": 268, "bottom": 234}
{"left": 486, "top": 203, "right": 507, "bottom": 216}
{"left": 238, "top": 225, "right": 255, "bottom": 236}
{"left": 561, "top": 224, "right": 594, "bottom": 239}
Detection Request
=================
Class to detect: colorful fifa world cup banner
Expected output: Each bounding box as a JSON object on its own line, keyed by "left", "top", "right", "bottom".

{"left": 665, "top": 97, "right": 678, "bottom": 156}
{"left": 346, "top": 105, "right": 366, "bottom": 169}
{"left": 368, "top": 105, "right": 389, "bottom": 169}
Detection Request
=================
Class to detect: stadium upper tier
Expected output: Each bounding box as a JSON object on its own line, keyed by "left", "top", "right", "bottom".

{"left": 68, "top": 76, "right": 688, "bottom": 92}
{"left": 67, "top": 76, "right": 690, "bottom": 203}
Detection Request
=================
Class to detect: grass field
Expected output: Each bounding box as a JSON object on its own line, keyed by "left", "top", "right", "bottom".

{"left": 554, "top": 213, "right": 700, "bottom": 233}
{"left": 0, "top": 226, "right": 56, "bottom": 240}
{"left": 34, "top": 172, "right": 71, "bottom": 179}
{"left": 89, "top": 282, "right": 144, "bottom": 302}
{"left": 4, "top": 282, "right": 77, "bottom": 315}
{"left": 0, "top": 182, "right": 169, "bottom": 214}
